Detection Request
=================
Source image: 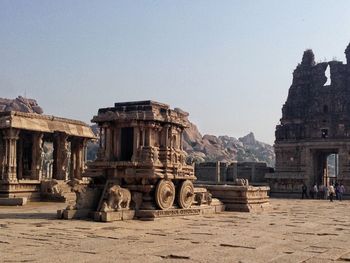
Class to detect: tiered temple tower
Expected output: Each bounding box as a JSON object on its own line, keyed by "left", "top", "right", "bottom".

{"left": 267, "top": 43, "right": 350, "bottom": 197}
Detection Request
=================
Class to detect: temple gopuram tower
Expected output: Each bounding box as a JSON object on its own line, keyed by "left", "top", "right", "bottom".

{"left": 266, "top": 43, "right": 350, "bottom": 197}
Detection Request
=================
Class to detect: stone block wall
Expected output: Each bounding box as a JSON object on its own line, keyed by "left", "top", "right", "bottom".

{"left": 195, "top": 161, "right": 273, "bottom": 184}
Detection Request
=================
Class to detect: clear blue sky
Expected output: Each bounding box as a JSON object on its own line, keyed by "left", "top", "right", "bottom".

{"left": 1, "top": 1, "right": 350, "bottom": 144}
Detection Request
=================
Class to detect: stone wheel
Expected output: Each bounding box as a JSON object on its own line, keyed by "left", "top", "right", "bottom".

{"left": 177, "top": 180, "right": 194, "bottom": 209}
{"left": 155, "top": 179, "right": 175, "bottom": 210}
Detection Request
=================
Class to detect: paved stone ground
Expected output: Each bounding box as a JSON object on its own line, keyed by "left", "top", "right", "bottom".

{"left": 1, "top": 199, "right": 350, "bottom": 263}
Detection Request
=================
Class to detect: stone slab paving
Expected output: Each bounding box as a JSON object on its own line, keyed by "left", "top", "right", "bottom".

{"left": 1, "top": 199, "right": 350, "bottom": 263}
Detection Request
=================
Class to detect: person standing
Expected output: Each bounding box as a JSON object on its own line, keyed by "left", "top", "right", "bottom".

{"left": 335, "top": 182, "right": 339, "bottom": 200}
{"left": 302, "top": 184, "right": 308, "bottom": 199}
{"left": 339, "top": 184, "right": 346, "bottom": 201}
{"left": 329, "top": 184, "right": 335, "bottom": 202}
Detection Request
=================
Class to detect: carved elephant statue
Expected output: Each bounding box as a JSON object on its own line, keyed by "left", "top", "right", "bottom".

{"left": 101, "top": 185, "right": 131, "bottom": 212}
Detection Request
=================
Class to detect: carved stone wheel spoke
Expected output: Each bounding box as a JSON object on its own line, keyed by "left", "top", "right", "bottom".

{"left": 155, "top": 179, "right": 175, "bottom": 210}
{"left": 177, "top": 180, "right": 194, "bottom": 209}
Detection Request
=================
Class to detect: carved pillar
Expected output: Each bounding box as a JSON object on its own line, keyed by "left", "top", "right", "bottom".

{"left": 2, "top": 129, "right": 20, "bottom": 183}
{"left": 75, "top": 139, "right": 82, "bottom": 179}
{"left": 0, "top": 134, "right": 4, "bottom": 180}
{"left": 31, "top": 132, "right": 43, "bottom": 180}
{"left": 114, "top": 127, "right": 121, "bottom": 160}
{"left": 168, "top": 126, "right": 173, "bottom": 148}
{"left": 70, "top": 138, "right": 88, "bottom": 180}
{"left": 104, "top": 125, "right": 112, "bottom": 160}
{"left": 132, "top": 127, "right": 140, "bottom": 161}
{"left": 180, "top": 129, "right": 184, "bottom": 151}
{"left": 53, "top": 132, "right": 69, "bottom": 180}
{"left": 16, "top": 137, "right": 23, "bottom": 180}
{"left": 80, "top": 138, "right": 87, "bottom": 177}
{"left": 145, "top": 127, "right": 150, "bottom": 147}
{"left": 70, "top": 142, "right": 76, "bottom": 180}
{"left": 139, "top": 127, "right": 144, "bottom": 147}
{"left": 165, "top": 125, "right": 170, "bottom": 148}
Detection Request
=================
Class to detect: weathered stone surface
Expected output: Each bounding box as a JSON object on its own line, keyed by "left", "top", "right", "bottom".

{"left": 2, "top": 199, "right": 350, "bottom": 263}
{"left": 99, "top": 210, "right": 135, "bottom": 222}
{"left": 100, "top": 185, "right": 131, "bottom": 212}
{"left": 195, "top": 161, "right": 273, "bottom": 184}
{"left": 0, "top": 197, "right": 27, "bottom": 206}
{"left": 0, "top": 108, "right": 95, "bottom": 203}
{"left": 197, "top": 184, "right": 270, "bottom": 212}
{"left": 269, "top": 43, "right": 350, "bottom": 197}
{"left": 62, "top": 209, "right": 92, "bottom": 219}
{"left": 40, "top": 180, "right": 75, "bottom": 202}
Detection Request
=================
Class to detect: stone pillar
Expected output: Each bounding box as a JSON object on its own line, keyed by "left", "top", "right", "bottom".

{"left": 216, "top": 161, "right": 221, "bottom": 183}
{"left": 70, "top": 146, "right": 76, "bottom": 180}
{"left": 105, "top": 126, "right": 112, "bottom": 160}
{"left": 80, "top": 138, "right": 87, "bottom": 177}
{"left": 132, "top": 127, "right": 140, "bottom": 161}
{"left": 31, "top": 133, "right": 43, "bottom": 180}
{"left": 0, "top": 135, "right": 4, "bottom": 180}
{"left": 70, "top": 138, "right": 87, "bottom": 180}
{"left": 99, "top": 127, "right": 103, "bottom": 148}
{"left": 53, "top": 132, "right": 69, "bottom": 180}
{"left": 180, "top": 129, "right": 184, "bottom": 151}
{"left": 2, "top": 129, "right": 20, "bottom": 183}
{"left": 338, "top": 147, "right": 348, "bottom": 183}
{"left": 16, "top": 137, "right": 23, "bottom": 180}
{"left": 168, "top": 126, "right": 173, "bottom": 148}
{"left": 113, "top": 127, "right": 120, "bottom": 160}
{"left": 145, "top": 127, "right": 151, "bottom": 146}
{"left": 164, "top": 125, "right": 170, "bottom": 148}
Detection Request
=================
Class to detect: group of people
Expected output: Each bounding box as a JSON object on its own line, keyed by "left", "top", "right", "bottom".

{"left": 301, "top": 183, "right": 345, "bottom": 202}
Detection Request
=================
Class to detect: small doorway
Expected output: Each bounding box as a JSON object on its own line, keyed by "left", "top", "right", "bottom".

{"left": 16, "top": 132, "right": 33, "bottom": 179}
{"left": 120, "top": 127, "right": 134, "bottom": 161}
{"left": 326, "top": 154, "right": 338, "bottom": 185}
{"left": 312, "top": 149, "right": 339, "bottom": 187}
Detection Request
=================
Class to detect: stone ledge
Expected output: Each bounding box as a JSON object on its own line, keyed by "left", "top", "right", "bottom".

{"left": 58, "top": 209, "right": 93, "bottom": 219}
{"left": 93, "top": 210, "right": 136, "bottom": 222}
{"left": 136, "top": 204, "right": 224, "bottom": 220}
{"left": 57, "top": 202, "right": 225, "bottom": 222}
{"left": 0, "top": 197, "right": 27, "bottom": 206}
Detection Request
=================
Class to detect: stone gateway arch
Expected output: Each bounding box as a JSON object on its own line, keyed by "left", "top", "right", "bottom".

{"left": 267, "top": 43, "right": 350, "bottom": 197}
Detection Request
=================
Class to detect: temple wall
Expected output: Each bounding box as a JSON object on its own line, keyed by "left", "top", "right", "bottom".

{"left": 195, "top": 161, "right": 272, "bottom": 184}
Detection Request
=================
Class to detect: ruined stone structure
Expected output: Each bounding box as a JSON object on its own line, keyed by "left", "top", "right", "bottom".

{"left": 196, "top": 183, "right": 270, "bottom": 212}
{"left": 194, "top": 161, "right": 271, "bottom": 212}
{"left": 59, "top": 101, "right": 225, "bottom": 221}
{"left": 0, "top": 111, "right": 95, "bottom": 204}
{"left": 266, "top": 43, "right": 350, "bottom": 197}
{"left": 89, "top": 100, "right": 196, "bottom": 209}
{"left": 195, "top": 161, "right": 273, "bottom": 184}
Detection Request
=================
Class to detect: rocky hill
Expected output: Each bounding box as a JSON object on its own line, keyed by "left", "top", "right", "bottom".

{"left": 0, "top": 96, "right": 43, "bottom": 114}
{"left": 87, "top": 121, "right": 275, "bottom": 167}
{"left": 183, "top": 121, "right": 275, "bottom": 167}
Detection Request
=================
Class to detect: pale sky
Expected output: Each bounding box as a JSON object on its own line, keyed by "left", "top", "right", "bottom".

{"left": 1, "top": 1, "right": 350, "bottom": 144}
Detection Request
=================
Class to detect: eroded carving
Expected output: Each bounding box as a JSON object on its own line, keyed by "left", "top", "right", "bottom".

{"left": 100, "top": 185, "right": 131, "bottom": 212}
{"left": 234, "top": 178, "right": 249, "bottom": 186}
